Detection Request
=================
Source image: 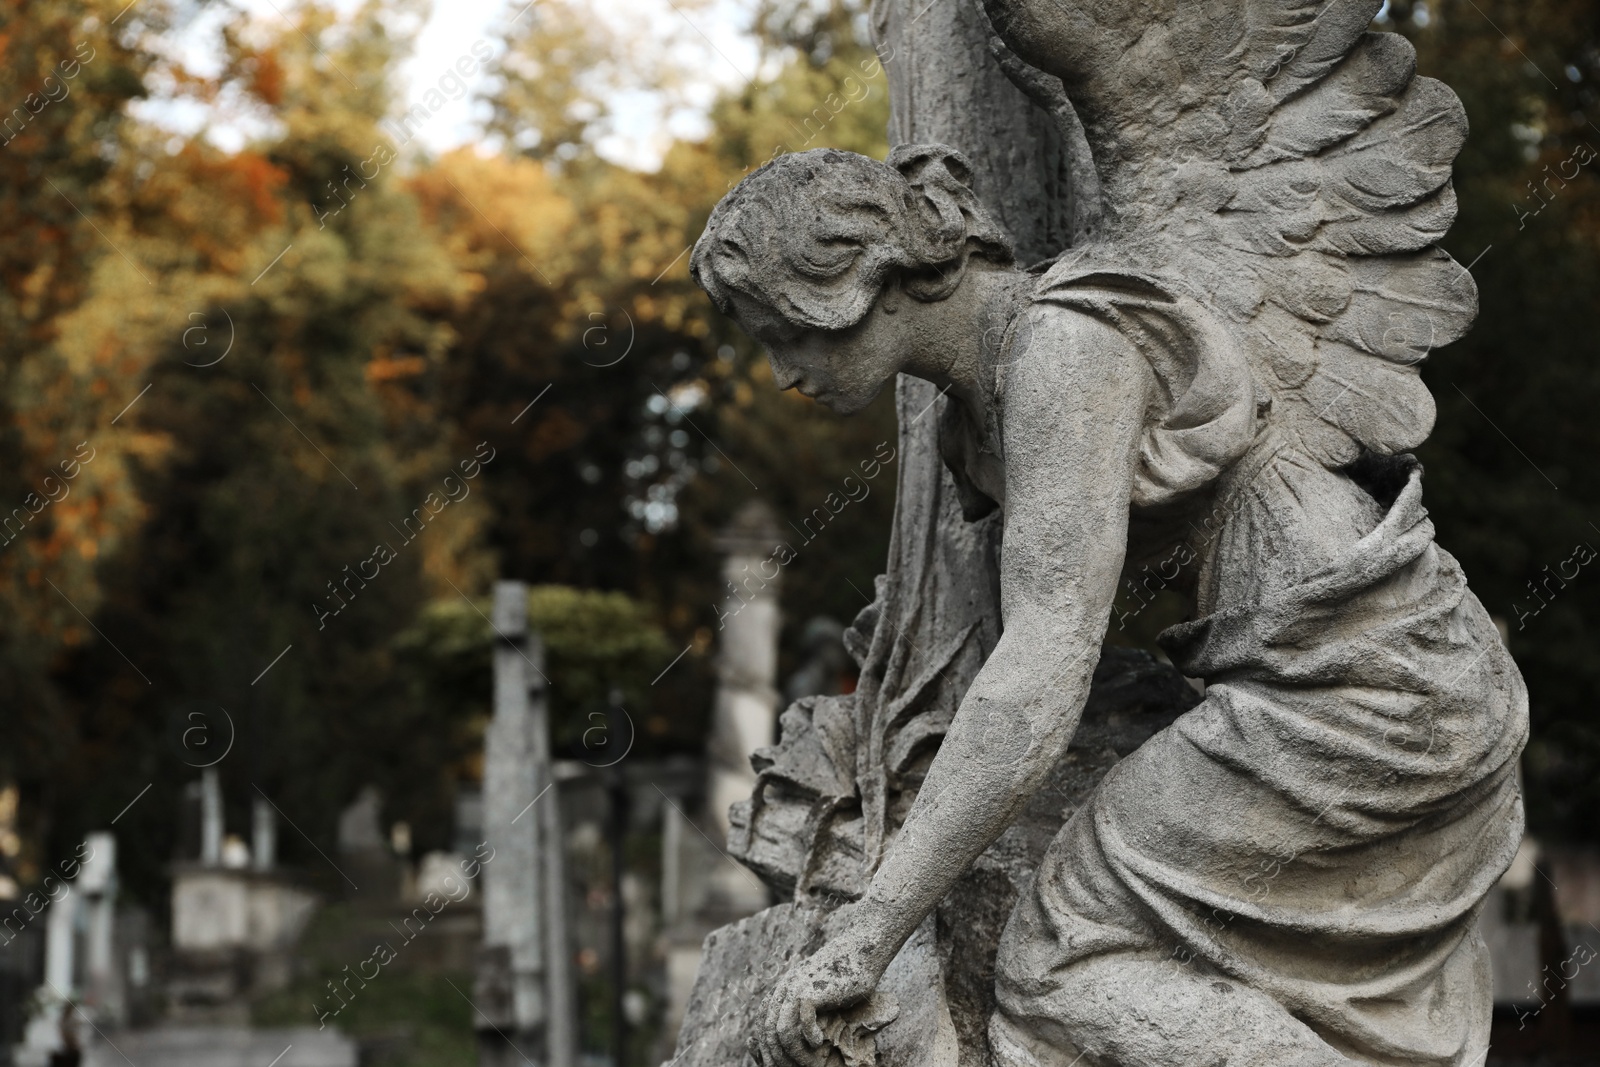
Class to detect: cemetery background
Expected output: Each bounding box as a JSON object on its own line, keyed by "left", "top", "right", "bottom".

{"left": 0, "top": 0, "right": 1598, "bottom": 1064}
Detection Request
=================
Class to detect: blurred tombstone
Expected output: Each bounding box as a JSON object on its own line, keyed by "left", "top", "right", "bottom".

{"left": 17, "top": 834, "right": 118, "bottom": 1064}
{"left": 335, "top": 787, "right": 385, "bottom": 853}
{"left": 168, "top": 777, "right": 318, "bottom": 1011}
{"left": 42, "top": 875, "right": 74, "bottom": 997}
{"left": 414, "top": 851, "right": 471, "bottom": 902}
{"left": 78, "top": 835, "right": 120, "bottom": 1027}
{"left": 1479, "top": 833, "right": 1600, "bottom": 1055}
{"left": 335, "top": 786, "right": 397, "bottom": 898}
{"left": 18, "top": 858, "right": 84, "bottom": 1064}
{"left": 167, "top": 868, "right": 318, "bottom": 1009}
{"left": 476, "top": 580, "right": 575, "bottom": 1067}
{"left": 1481, "top": 835, "right": 1543, "bottom": 1008}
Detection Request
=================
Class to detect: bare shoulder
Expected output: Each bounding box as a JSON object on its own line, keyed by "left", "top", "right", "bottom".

{"left": 994, "top": 300, "right": 1146, "bottom": 624}
{"left": 999, "top": 300, "right": 1152, "bottom": 470}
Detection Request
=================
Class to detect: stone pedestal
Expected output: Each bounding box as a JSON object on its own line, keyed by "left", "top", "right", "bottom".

{"left": 167, "top": 865, "right": 318, "bottom": 1005}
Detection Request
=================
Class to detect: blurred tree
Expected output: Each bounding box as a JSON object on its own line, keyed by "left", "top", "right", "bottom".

{"left": 0, "top": 0, "right": 165, "bottom": 882}
{"left": 396, "top": 585, "right": 673, "bottom": 762}
{"left": 28, "top": 0, "right": 492, "bottom": 899}
{"left": 480, "top": 0, "right": 624, "bottom": 163}
{"left": 452, "top": 0, "right": 897, "bottom": 691}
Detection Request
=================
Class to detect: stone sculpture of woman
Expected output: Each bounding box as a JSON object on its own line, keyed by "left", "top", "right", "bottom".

{"left": 689, "top": 1, "right": 1528, "bottom": 1063}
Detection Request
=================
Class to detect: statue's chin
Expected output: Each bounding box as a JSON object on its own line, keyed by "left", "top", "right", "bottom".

{"left": 819, "top": 393, "right": 868, "bottom": 415}
{"left": 816, "top": 379, "right": 889, "bottom": 416}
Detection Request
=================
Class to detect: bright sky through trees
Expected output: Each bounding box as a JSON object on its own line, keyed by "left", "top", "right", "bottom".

{"left": 142, "top": 0, "right": 764, "bottom": 167}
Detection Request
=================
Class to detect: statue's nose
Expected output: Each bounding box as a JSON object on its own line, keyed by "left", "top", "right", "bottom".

{"left": 767, "top": 351, "right": 802, "bottom": 390}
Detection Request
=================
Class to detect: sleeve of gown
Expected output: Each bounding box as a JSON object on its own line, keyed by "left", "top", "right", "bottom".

{"left": 1029, "top": 259, "right": 1260, "bottom": 509}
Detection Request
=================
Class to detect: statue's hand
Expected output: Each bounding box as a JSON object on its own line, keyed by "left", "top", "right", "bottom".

{"left": 753, "top": 921, "right": 896, "bottom": 1067}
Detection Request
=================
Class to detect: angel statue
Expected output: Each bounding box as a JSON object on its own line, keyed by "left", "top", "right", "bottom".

{"left": 688, "top": 0, "right": 1527, "bottom": 1064}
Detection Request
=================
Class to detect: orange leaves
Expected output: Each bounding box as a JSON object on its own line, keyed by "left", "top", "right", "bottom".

{"left": 166, "top": 143, "right": 290, "bottom": 229}
{"left": 222, "top": 151, "right": 290, "bottom": 222}
{"left": 113, "top": 140, "right": 293, "bottom": 279}
{"left": 366, "top": 355, "right": 428, "bottom": 382}
{"left": 249, "top": 47, "right": 286, "bottom": 107}
{"left": 410, "top": 149, "right": 577, "bottom": 284}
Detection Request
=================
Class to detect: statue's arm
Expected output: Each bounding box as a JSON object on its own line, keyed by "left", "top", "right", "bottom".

{"left": 756, "top": 309, "right": 1151, "bottom": 1067}
{"left": 851, "top": 307, "right": 1151, "bottom": 966}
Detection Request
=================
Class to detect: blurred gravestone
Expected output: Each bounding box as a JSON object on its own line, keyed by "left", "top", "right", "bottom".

{"left": 335, "top": 786, "right": 397, "bottom": 899}
{"left": 476, "top": 581, "right": 574, "bottom": 1067}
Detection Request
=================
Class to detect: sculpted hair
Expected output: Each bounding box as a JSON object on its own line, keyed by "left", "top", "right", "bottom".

{"left": 691, "top": 145, "right": 1014, "bottom": 333}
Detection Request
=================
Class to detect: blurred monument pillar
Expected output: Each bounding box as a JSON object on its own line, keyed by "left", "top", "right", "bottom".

{"left": 251, "top": 797, "right": 276, "bottom": 872}
{"left": 704, "top": 501, "right": 784, "bottom": 913}
{"left": 658, "top": 502, "right": 786, "bottom": 1047}
{"left": 199, "top": 768, "right": 223, "bottom": 867}
{"left": 19, "top": 833, "right": 121, "bottom": 1062}
{"left": 41, "top": 871, "right": 74, "bottom": 995}
{"left": 477, "top": 580, "right": 574, "bottom": 1067}
{"left": 80, "top": 832, "right": 120, "bottom": 1024}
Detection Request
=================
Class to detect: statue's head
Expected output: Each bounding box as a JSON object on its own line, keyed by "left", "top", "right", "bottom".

{"left": 691, "top": 145, "right": 1013, "bottom": 412}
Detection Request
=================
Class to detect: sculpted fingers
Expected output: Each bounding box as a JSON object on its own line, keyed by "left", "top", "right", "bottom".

{"left": 799, "top": 995, "right": 825, "bottom": 1050}
{"left": 758, "top": 1024, "right": 789, "bottom": 1067}
{"left": 777, "top": 991, "right": 824, "bottom": 1067}
{"left": 760, "top": 984, "right": 799, "bottom": 1067}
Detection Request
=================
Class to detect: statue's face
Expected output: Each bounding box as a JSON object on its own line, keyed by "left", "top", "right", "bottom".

{"left": 734, "top": 292, "right": 903, "bottom": 416}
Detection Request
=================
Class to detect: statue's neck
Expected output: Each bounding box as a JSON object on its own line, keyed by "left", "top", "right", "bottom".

{"left": 901, "top": 265, "right": 1030, "bottom": 430}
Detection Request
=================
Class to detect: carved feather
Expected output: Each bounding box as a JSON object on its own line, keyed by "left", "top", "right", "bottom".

{"left": 1264, "top": 0, "right": 1386, "bottom": 103}
{"left": 1324, "top": 249, "right": 1477, "bottom": 363}
{"left": 1317, "top": 183, "right": 1457, "bottom": 255}
{"left": 1307, "top": 339, "right": 1437, "bottom": 452}
{"left": 1243, "top": 32, "right": 1413, "bottom": 165}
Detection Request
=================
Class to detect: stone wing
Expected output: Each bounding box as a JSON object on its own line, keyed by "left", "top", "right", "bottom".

{"left": 981, "top": 0, "right": 1477, "bottom": 466}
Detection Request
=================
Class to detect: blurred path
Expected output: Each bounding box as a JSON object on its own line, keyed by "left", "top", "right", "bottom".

{"left": 82, "top": 1026, "right": 355, "bottom": 1067}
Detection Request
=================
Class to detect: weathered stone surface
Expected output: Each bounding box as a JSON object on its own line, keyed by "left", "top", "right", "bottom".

{"left": 679, "top": 1, "right": 1527, "bottom": 1064}
{"left": 676, "top": 649, "right": 1197, "bottom": 1066}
